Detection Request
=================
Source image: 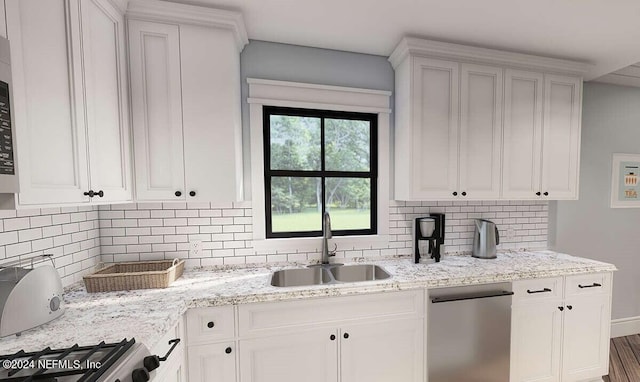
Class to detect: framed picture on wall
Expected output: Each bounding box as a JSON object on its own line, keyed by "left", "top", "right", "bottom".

{"left": 611, "top": 153, "right": 640, "bottom": 208}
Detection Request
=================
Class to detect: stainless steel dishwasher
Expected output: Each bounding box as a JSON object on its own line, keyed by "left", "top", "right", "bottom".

{"left": 428, "top": 282, "right": 513, "bottom": 382}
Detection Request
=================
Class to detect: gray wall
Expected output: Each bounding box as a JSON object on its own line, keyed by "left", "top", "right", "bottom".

{"left": 550, "top": 82, "right": 640, "bottom": 320}
{"left": 239, "top": 40, "right": 395, "bottom": 198}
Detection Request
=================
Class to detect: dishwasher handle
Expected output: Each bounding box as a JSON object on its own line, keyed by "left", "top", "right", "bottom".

{"left": 431, "top": 290, "right": 514, "bottom": 304}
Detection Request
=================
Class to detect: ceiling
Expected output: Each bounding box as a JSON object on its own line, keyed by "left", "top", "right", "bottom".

{"left": 170, "top": 0, "right": 640, "bottom": 81}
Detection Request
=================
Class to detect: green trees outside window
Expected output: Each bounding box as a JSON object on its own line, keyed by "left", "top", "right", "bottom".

{"left": 264, "top": 107, "right": 377, "bottom": 238}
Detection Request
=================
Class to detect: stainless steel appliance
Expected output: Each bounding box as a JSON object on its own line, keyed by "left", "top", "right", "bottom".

{"left": 0, "top": 255, "right": 64, "bottom": 337}
{"left": 0, "top": 35, "right": 18, "bottom": 193}
{"left": 0, "top": 337, "right": 181, "bottom": 382}
{"left": 428, "top": 283, "right": 513, "bottom": 382}
{"left": 472, "top": 219, "right": 500, "bottom": 259}
{"left": 413, "top": 213, "right": 445, "bottom": 263}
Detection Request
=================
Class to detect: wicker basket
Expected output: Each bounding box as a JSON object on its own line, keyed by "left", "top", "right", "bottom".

{"left": 83, "top": 259, "right": 185, "bottom": 293}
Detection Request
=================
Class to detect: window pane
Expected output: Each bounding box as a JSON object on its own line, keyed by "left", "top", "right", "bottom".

{"left": 325, "top": 178, "right": 371, "bottom": 231}
{"left": 270, "top": 115, "right": 321, "bottom": 171}
{"left": 324, "top": 118, "right": 370, "bottom": 172}
{"left": 271, "top": 177, "right": 322, "bottom": 233}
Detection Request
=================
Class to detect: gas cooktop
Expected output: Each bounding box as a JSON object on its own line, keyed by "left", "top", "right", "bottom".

{"left": 0, "top": 337, "right": 180, "bottom": 382}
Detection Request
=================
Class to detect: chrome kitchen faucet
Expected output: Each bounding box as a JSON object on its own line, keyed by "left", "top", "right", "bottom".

{"left": 321, "top": 212, "right": 337, "bottom": 264}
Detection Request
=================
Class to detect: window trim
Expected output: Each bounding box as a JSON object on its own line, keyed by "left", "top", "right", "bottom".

{"left": 248, "top": 78, "right": 392, "bottom": 251}
{"left": 263, "top": 106, "right": 378, "bottom": 238}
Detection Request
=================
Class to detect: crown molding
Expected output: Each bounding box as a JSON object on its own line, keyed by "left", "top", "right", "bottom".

{"left": 107, "top": 0, "right": 129, "bottom": 14}
{"left": 126, "top": 0, "right": 248, "bottom": 50}
{"left": 389, "top": 36, "right": 592, "bottom": 76}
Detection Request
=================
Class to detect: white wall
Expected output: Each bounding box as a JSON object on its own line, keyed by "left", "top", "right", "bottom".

{"left": 550, "top": 82, "right": 640, "bottom": 320}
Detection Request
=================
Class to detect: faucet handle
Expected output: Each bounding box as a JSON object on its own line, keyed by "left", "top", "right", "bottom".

{"left": 328, "top": 243, "right": 338, "bottom": 257}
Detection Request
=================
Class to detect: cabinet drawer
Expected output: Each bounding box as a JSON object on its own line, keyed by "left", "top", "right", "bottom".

{"left": 238, "top": 290, "right": 424, "bottom": 337}
{"left": 565, "top": 273, "right": 612, "bottom": 297}
{"left": 150, "top": 318, "right": 184, "bottom": 358}
{"left": 513, "top": 277, "right": 563, "bottom": 303}
{"left": 186, "top": 306, "right": 235, "bottom": 345}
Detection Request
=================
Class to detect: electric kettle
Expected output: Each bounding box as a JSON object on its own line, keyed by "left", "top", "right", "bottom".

{"left": 472, "top": 219, "right": 499, "bottom": 259}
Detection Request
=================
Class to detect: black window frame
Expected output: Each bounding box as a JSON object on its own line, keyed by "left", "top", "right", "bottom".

{"left": 263, "top": 106, "right": 378, "bottom": 239}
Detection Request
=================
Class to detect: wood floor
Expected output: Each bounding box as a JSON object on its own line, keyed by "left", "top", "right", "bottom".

{"left": 605, "top": 335, "right": 640, "bottom": 382}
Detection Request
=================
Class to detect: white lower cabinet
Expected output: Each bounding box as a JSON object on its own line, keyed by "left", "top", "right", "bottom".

{"left": 186, "top": 290, "right": 424, "bottom": 382}
{"left": 510, "top": 273, "right": 612, "bottom": 382}
{"left": 239, "top": 329, "right": 337, "bottom": 382}
{"left": 187, "top": 342, "right": 237, "bottom": 382}
{"left": 340, "top": 318, "right": 424, "bottom": 382}
{"left": 154, "top": 348, "right": 187, "bottom": 382}
{"left": 151, "top": 318, "right": 187, "bottom": 382}
{"left": 511, "top": 300, "right": 563, "bottom": 382}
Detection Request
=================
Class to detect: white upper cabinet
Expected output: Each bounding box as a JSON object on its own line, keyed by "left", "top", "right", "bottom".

{"left": 4, "top": 0, "right": 131, "bottom": 207}
{"left": 502, "top": 70, "right": 544, "bottom": 199}
{"left": 390, "top": 37, "right": 588, "bottom": 201}
{"left": 541, "top": 75, "right": 582, "bottom": 200}
{"left": 400, "top": 57, "right": 459, "bottom": 200}
{"left": 127, "top": 0, "right": 247, "bottom": 203}
{"left": 128, "top": 20, "right": 185, "bottom": 201}
{"left": 459, "top": 63, "right": 503, "bottom": 199}
{"left": 80, "top": 0, "right": 132, "bottom": 203}
{"left": 6, "top": 0, "right": 89, "bottom": 205}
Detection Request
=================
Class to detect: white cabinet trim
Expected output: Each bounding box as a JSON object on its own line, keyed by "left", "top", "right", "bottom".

{"left": 389, "top": 37, "right": 592, "bottom": 76}
{"left": 248, "top": 79, "right": 391, "bottom": 246}
{"left": 126, "top": 0, "right": 248, "bottom": 50}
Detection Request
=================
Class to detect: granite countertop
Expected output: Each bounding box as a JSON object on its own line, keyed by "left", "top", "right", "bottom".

{"left": 0, "top": 250, "right": 616, "bottom": 354}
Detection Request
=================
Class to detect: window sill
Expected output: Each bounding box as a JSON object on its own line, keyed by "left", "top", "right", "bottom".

{"left": 252, "top": 235, "right": 392, "bottom": 253}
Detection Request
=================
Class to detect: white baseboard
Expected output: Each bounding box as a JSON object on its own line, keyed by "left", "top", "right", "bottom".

{"left": 611, "top": 316, "right": 640, "bottom": 338}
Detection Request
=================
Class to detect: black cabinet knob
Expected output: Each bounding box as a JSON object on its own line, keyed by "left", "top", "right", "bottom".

{"left": 225, "top": 347, "right": 232, "bottom": 354}
{"left": 175, "top": 191, "right": 182, "bottom": 197}
{"left": 536, "top": 192, "right": 541, "bottom": 196}
{"left": 189, "top": 191, "right": 196, "bottom": 197}
{"left": 543, "top": 192, "right": 549, "bottom": 196}
{"left": 452, "top": 192, "right": 458, "bottom": 196}
{"left": 567, "top": 305, "right": 573, "bottom": 310}
{"left": 96, "top": 190, "right": 104, "bottom": 198}
{"left": 84, "top": 190, "right": 95, "bottom": 197}
{"left": 131, "top": 368, "right": 150, "bottom": 382}
{"left": 558, "top": 306, "right": 564, "bottom": 312}
{"left": 207, "top": 321, "right": 214, "bottom": 329}
{"left": 343, "top": 333, "right": 349, "bottom": 339}
{"left": 461, "top": 191, "right": 467, "bottom": 196}
{"left": 330, "top": 334, "right": 336, "bottom": 341}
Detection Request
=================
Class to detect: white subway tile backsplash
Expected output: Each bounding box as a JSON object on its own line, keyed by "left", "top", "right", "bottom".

{"left": 0, "top": 199, "right": 539, "bottom": 271}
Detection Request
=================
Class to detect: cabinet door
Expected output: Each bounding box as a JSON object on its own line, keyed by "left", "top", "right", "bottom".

{"left": 188, "top": 342, "right": 236, "bottom": 382}
{"left": 6, "top": 0, "right": 90, "bottom": 205}
{"left": 510, "top": 301, "right": 563, "bottom": 382}
{"left": 410, "top": 57, "right": 459, "bottom": 199}
{"left": 180, "top": 25, "right": 243, "bottom": 202}
{"left": 459, "top": 64, "right": 503, "bottom": 199}
{"left": 80, "top": 0, "right": 131, "bottom": 202}
{"left": 128, "top": 20, "right": 185, "bottom": 201}
{"left": 541, "top": 75, "right": 581, "bottom": 200}
{"left": 561, "top": 294, "right": 611, "bottom": 382}
{"left": 239, "top": 329, "right": 338, "bottom": 382}
{"left": 502, "top": 70, "right": 544, "bottom": 199}
{"left": 155, "top": 349, "right": 186, "bottom": 382}
{"left": 340, "top": 318, "right": 424, "bottom": 382}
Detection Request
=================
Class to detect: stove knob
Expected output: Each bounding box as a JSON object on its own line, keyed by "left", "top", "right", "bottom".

{"left": 143, "top": 355, "right": 161, "bottom": 372}
{"left": 131, "top": 368, "right": 150, "bottom": 382}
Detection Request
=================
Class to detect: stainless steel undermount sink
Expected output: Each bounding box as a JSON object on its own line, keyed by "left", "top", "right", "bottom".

{"left": 329, "top": 264, "right": 391, "bottom": 282}
{"left": 270, "top": 264, "right": 391, "bottom": 287}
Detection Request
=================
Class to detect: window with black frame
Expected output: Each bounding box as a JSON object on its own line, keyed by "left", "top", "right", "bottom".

{"left": 263, "top": 106, "right": 377, "bottom": 238}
